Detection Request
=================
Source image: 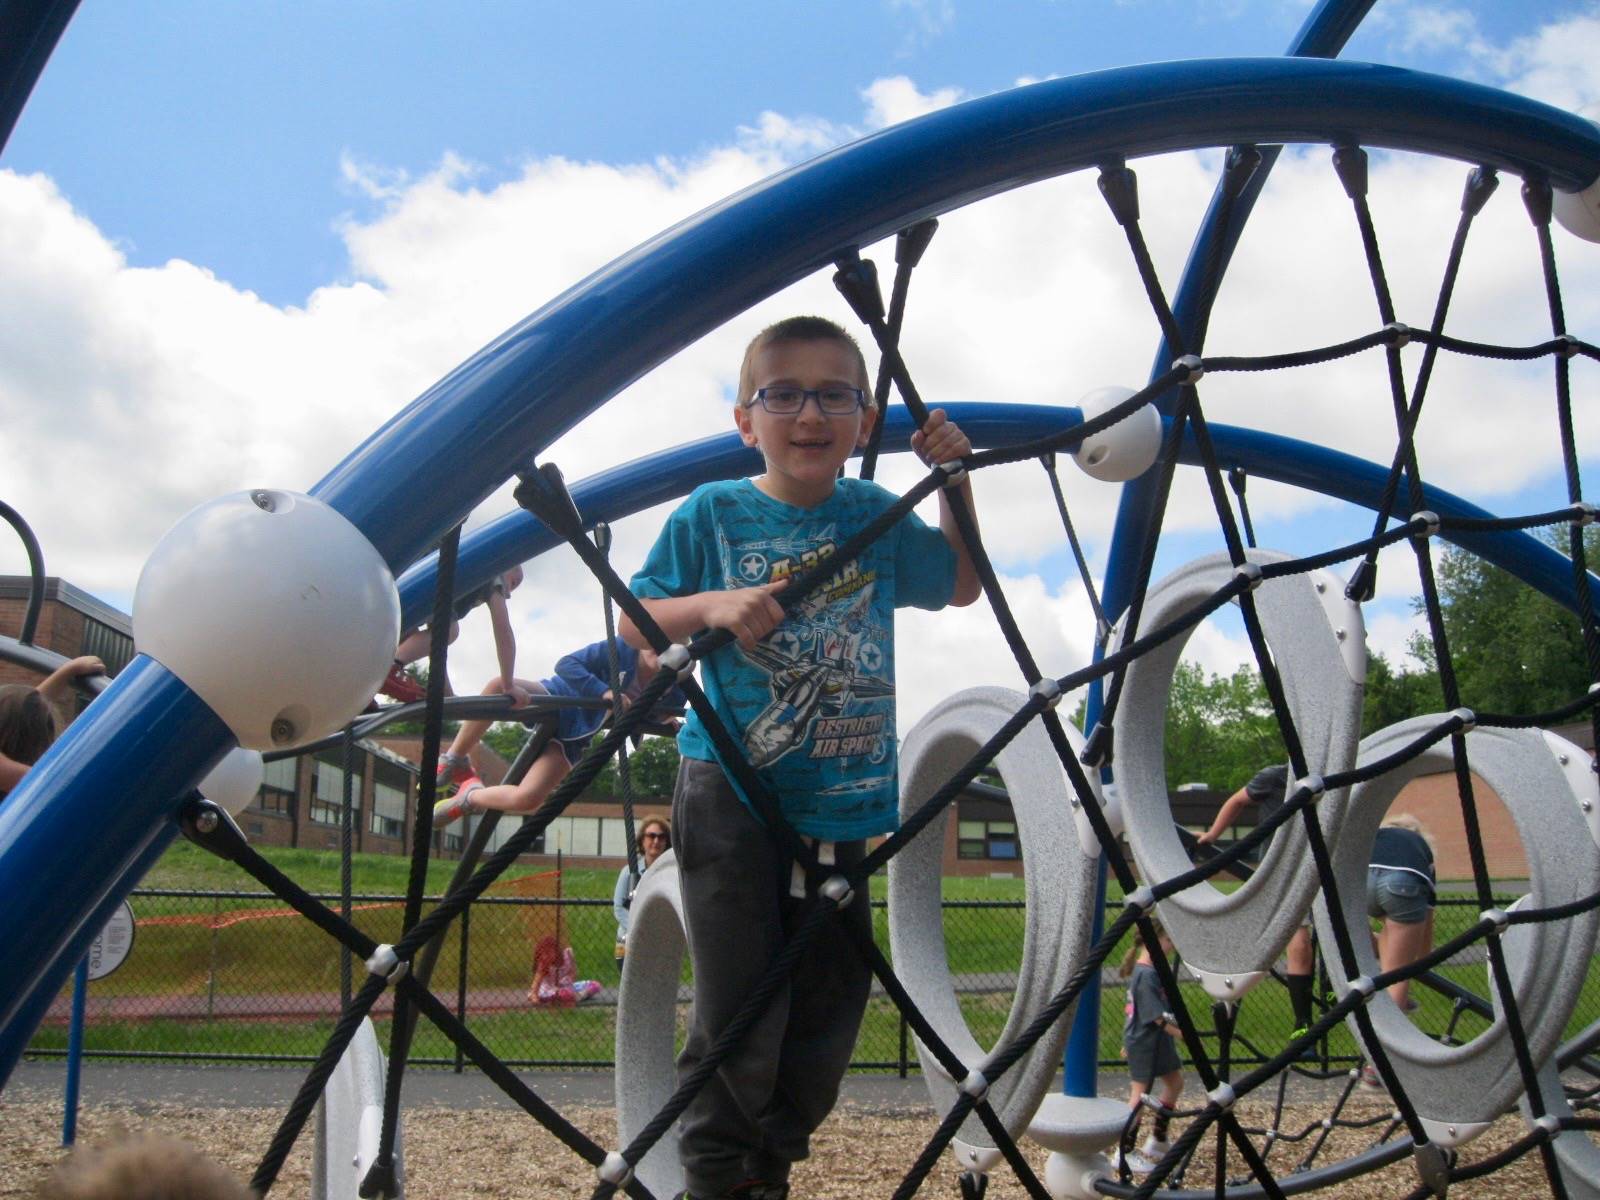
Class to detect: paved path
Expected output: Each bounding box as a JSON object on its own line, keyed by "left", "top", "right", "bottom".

{"left": 42, "top": 972, "right": 1045, "bottom": 1024}
{"left": 2, "top": 1059, "right": 970, "bottom": 1112}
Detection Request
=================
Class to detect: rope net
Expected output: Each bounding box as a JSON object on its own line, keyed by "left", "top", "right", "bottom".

{"left": 177, "top": 143, "right": 1600, "bottom": 1199}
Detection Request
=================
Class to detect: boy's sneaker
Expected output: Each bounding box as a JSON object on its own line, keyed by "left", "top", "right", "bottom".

{"left": 1358, "top": 1063, "right": 1384, "bottom": 1091}
{"left": 435, "top": 753, "right": 473, "bottom": 796}
{"left": 433, "top": 778, "right": 482, "bottom": 827}
{"left": 1140, "top": 1136, "right": 1170, "bottom": 1161}
{"left": 1112, "top": 1148, "right": 1156, "bottom": 1175}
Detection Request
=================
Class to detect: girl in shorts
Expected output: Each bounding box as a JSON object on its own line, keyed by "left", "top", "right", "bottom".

{"left": 1117, "top": 920, "right": 1184, "bottom": 1175}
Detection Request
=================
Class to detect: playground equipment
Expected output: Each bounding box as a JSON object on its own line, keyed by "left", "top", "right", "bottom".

{"left": 3, "top": 0, "right": 1600, "bottom": 1196}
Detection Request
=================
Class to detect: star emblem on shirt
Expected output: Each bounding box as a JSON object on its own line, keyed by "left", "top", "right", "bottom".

{"left": 738, "top": 552, "right": 767, "bottom": 581}
{"left": 858, "top": 641, "right": 884, "bottom": 672}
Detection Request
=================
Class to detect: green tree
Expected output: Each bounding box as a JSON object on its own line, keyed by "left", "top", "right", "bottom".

{"left": 1408, "top": 527, "right": 1599, "bottom": 716}
{"left": 1162, "top": 661, "right": 1283, "bottom": 793}
{"left": 1360, "top": 651, "right": 1442, "bottom": 737}
{"left": 586, "top": 731, "right": 682, "bottom": 798}
{"left": 481, "top": 721, "right": 532, "bottom": 763}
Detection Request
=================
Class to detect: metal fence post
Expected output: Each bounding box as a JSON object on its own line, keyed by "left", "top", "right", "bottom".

{"left": 340, "top": 727, "right": 355, "bottom": 1010}
{"left": 205, "top": 893, "right": 219, "bottom": 1022}
{"left": 456, "top": 900, "right": 470, "bottom": 1074}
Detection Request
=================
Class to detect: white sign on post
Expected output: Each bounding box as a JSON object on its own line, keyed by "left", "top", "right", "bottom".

{"left": 86, "top": 900, "right": 135, "bottom": 982}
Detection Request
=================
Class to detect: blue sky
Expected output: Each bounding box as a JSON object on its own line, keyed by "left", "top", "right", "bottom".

{"left": 7, "top": 0, "right": 1575, "bottom": 308}
{"left": 2, "top": 0, "right": 1597, "bottom": 737}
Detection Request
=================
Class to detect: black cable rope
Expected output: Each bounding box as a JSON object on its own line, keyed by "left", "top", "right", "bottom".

{"left": 1090, "top": 165, "right": 1362, "bottom": 1197}
{"left": 859, "top": 219, "right": 937, "bottom": 480}
{"left": 1229, "top": 468, "right": 1256, "bottom": 549}
{"left": 1525, "top": 175, "right": 1600, "bottom": 763}
{"left": 1093, "top": 161, "right": 1331, "bottom": 1194}
{"left": 1378, "top": 166, "right": 1573, "bottom": 1192}
{"left": 364, "top": 522, "right": 462, "bottom": 1198}
{"left": 1043, "top": 452, "right": 1112, "bottom": 644}
{"left": 1349, "top": 166, "right": 1498, "bottom": 603}
{"left": 1080, "top": 388, "right": 1199, "bottom": 766}
{"left": 252, "top": 973, "right": 390, "bottom": 1194}
{"left": 394, "top": 976, "right": 655, "bottom": 1199}
{"left": 594, "top": 522, "right": 643, "bottom": 892}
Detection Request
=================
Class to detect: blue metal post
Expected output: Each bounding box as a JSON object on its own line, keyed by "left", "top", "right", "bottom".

{"left": 0, "top": 658, "right": 228, "bottom": 1087}
{"left": 61, "top": 956, "right": 87, "bottom": 1145}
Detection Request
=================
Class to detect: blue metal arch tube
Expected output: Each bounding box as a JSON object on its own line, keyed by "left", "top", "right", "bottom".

{"left": 311, "top": 58, "right": 1600, "bottom": 576}
{"left": 399, "top": 403, "right": 1597, "bottom": 631}
{"left": 0, "top": 659, "right": 229, "bottom": 1083}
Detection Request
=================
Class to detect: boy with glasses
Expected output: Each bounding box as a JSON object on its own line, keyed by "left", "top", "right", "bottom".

{"left": 623, "top": 315, "right": 981, "bottom": 1200}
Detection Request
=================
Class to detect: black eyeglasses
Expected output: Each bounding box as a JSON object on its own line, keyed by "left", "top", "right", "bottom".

{"left": 642, "top": 831, "right": 669, "bottom": 842}
{"left": 746, "top": 386, "right": 866, "bottom": 415}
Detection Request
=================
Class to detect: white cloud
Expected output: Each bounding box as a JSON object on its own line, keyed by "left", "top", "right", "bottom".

{"left": 887, "top": 0, "right": 957, "bottom": 54}
{"left": 2, "top": 12, "right": 1595, "bottom": 748}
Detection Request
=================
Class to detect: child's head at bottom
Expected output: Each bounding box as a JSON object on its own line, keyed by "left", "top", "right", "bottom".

{"left": 36, "top": 1133, "right": 256, "bottom": 1200}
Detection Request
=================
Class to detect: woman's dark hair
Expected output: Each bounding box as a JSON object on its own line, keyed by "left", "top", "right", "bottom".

{"left": 0, "top": 684, "right": 56, "bottom": 767}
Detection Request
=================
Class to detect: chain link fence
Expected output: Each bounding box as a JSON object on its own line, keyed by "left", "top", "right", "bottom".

{"left": 27, "top": 888, "right": 1599, "bottom": 1074}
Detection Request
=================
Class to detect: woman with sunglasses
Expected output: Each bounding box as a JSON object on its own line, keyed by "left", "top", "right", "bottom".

{"left": 614, "top": 816, "right": 672, "bottom": 962}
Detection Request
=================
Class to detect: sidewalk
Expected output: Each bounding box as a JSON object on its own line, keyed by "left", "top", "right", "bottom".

{"left": 2, "top": 1059, "right": 961, "bottom": 1113}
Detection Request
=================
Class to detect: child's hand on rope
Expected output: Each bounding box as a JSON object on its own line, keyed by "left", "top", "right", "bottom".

{"left": 911, "top": 408, "right": 971, "bottom": 468}
{"left": 703, "top": 580, "right": 789, "bottom": 650}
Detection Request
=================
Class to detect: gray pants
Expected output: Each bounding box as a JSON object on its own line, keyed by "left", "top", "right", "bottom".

{"left": 672, "top": 758, "right": 872, "bottom": 1197}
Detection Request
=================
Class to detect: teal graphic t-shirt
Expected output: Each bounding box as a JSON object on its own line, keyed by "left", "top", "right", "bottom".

{"left": 630, "top": 477, "right": 956, "bottom": 840}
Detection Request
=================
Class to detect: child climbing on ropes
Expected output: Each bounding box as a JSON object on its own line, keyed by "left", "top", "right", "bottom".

{"left": 432, "top": 635, "right": 686, "bottom": 825}
{"left": 0, "top": 655, "right": 103, "bottom": 802}
{"left": 379, "top": 564, "right": 526, "bottom": 702}
{"left": 622, "top": 315, "right": 981, "bottom": 1200}
{"left": 1196, "top": 762, "right": 1318, "bottom": 1046}
{"left": 1117, "top": 919, "right": 1184, "bottom": 1176}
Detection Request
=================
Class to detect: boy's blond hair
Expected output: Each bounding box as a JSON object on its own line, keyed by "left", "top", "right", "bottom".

{"left": 36, "top": 1134, "right": 256, "bottom": 1200}
{"left": 735, "top": 316, "right": 872, "bottom": 408}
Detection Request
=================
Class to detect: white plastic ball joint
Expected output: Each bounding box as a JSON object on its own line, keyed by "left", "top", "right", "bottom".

{"left": 1555, "top": 172, "right": 1600, "bottom": 242}
{"left": 199, "top": 747, "right": 265, "bottom": 817}
{"left": 1071, "top": 386, "right": 1162, "bottom": 483}
{"left": 134, "top": 489, "right": 401, "bottom": 751}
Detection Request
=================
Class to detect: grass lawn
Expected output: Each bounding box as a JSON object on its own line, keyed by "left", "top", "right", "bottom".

{"left": 37, "top": 842, "right": 1600, "bottom": 1076}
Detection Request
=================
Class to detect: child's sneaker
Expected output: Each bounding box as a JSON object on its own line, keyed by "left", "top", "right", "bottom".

{"left": 435, "top": 752, "right": 473, "bottom": 796}
{"left": 433, "top": 778, "right": 482, "bottom": 827}
{"left": 1358, "top": 1063, "right": 1384, "bottom": 1091}
{"left": 1289, "top": 1025, "right": 1319, "bottom": 1061}
{"left": 380, "top": 662, "right": 426, "bottom": 703}
{"left": 1141, "top": 1137, "right": 1170, "bottom": 1161}
{"left": 1112, "top": 1148, "right": 1156, "bottom": 1175}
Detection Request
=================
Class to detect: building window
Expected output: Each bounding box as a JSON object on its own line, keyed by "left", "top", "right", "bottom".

{"left": 310, "top": 752, "right": 363, "bottom": 826}
{"left": 370, "top": 777, "right": 408, "bottom": 840}
{"left": 255, "top": 757, "right": 297, "bottom": 815}
{"left": 958, "top": 819, "right": 1021, "bottom": 861}
{"left": 540, "top": 815, "right": 632, "bottom": 857}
